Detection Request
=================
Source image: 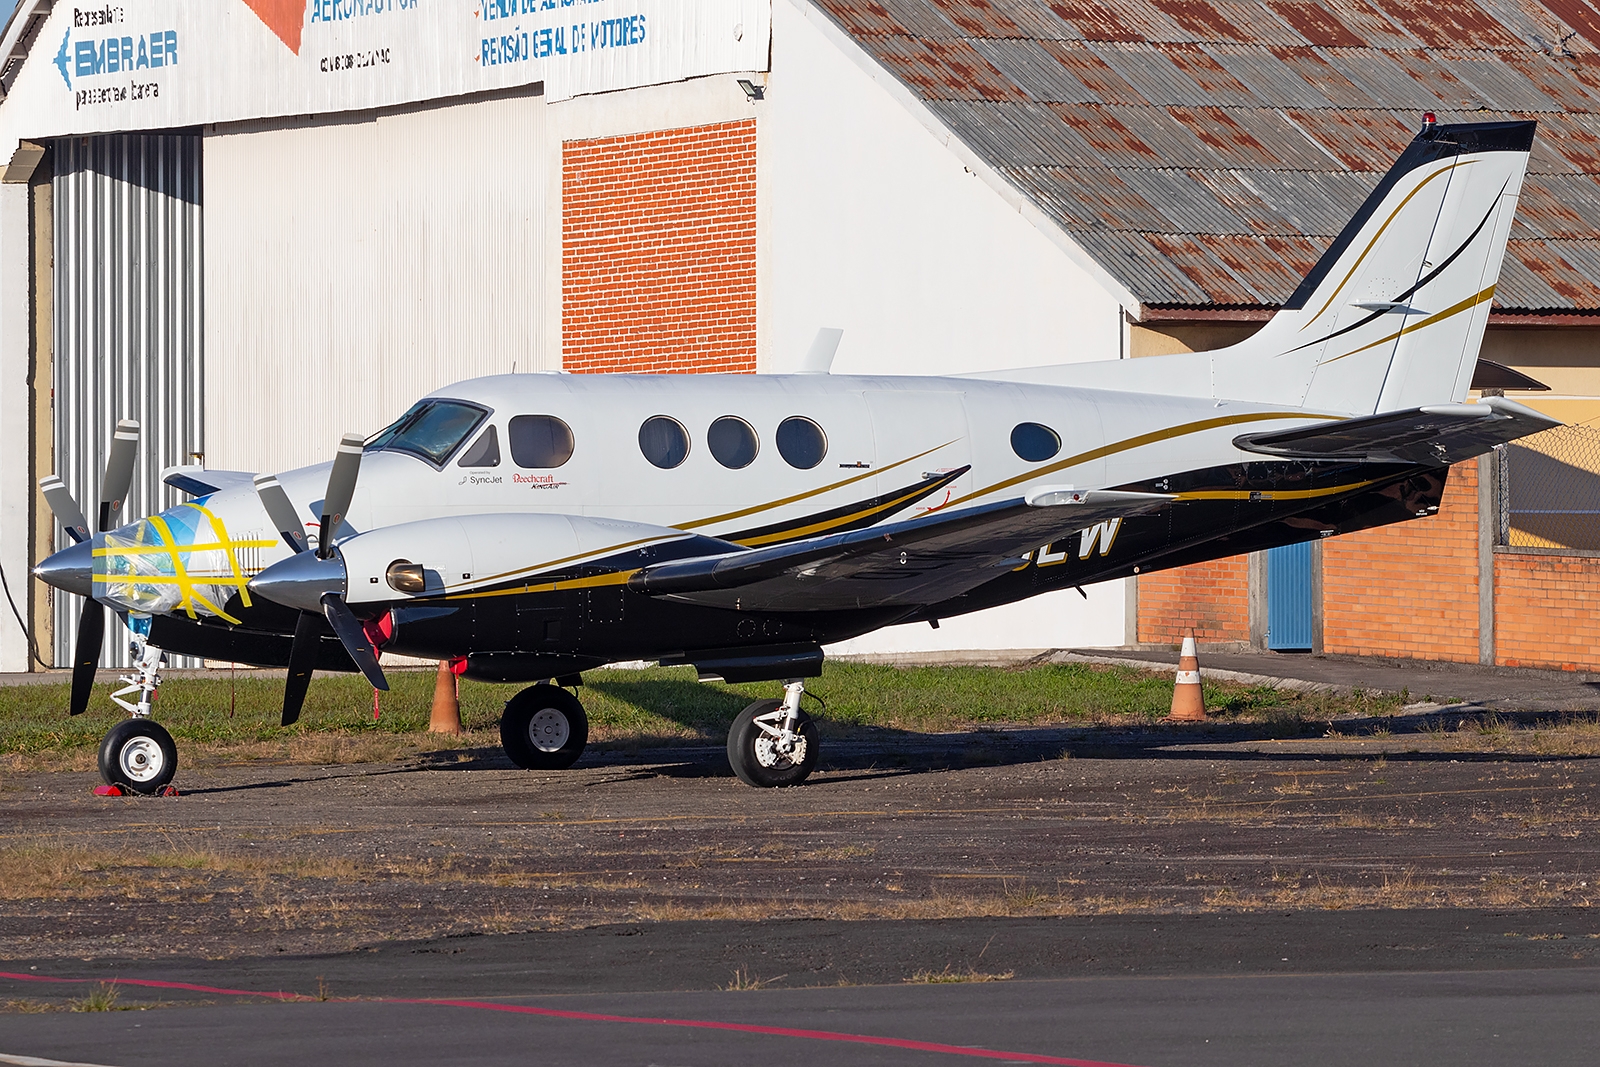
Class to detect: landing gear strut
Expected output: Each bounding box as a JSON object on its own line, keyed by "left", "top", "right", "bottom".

{"left": 727, "top": 679, "right": 818, "bottom": 788}
{"left": 500, "top": 683, "right": 589, "bottom": 769}
{"left": 96, "top": 624, "right": 178, "bottom": 795}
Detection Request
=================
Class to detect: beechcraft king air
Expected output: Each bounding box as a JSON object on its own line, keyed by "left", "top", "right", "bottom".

{"left": 34, "top": 118, "right": 1560, "bottom": 792}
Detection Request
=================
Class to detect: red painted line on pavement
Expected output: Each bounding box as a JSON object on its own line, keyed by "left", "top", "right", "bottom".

{"left": 0, "top": 971, "right": 1146, "bottom": 1067}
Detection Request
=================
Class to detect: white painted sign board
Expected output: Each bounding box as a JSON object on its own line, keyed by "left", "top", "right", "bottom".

{"left": 1, "top": 0, "right": 770, "bottom": 140}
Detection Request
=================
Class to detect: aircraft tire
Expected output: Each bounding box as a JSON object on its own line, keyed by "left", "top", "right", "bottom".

{"left": 500, "top": 684, "right": 588, "bottom": 770}
{"left": 98, "top": 719, "right": 178, "bottom": 795}
{"left": 727, "top": 699, "right": 818, "bottom": 788}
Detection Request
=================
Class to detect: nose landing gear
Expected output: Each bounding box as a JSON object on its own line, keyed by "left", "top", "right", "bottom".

{"left": 96, "top": 627, "right": 179, "bottom": 795}
{"left": 727, "top": 679, "right": 818, "bottom": 788}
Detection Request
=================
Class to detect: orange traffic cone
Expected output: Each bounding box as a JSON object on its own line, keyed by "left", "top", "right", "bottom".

{"left": 429, "top": 659, "right": 462, "bottom": 735}
{"left": 1166, "top": 629, "right": 1206, "bottom": 721}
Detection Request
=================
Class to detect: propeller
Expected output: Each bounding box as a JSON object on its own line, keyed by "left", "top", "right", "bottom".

{"left": 252, "top": 433, "right": 388, "bottom": 726}
{"left": 37, "top": 419, "right": 141, "bottom": 716}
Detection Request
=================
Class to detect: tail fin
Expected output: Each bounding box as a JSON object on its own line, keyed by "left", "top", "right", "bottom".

{"left": 1209, "top": 119, "right": 1534, "bottom": 413}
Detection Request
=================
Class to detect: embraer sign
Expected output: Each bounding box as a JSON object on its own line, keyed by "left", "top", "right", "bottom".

{"left": 5, "top": 0, "right": 768, "bottom": 138}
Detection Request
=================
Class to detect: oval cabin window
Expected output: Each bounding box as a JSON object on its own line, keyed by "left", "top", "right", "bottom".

{"left": 638, "top": 415, "right": 690, "bottom": 469}
{"left": 708, "top": 416, "right": 759, "bottom": 469}
{"left": 776, "top": 417, "right": 827, "bottom": 469}
{"left": 508, "top": 415, "right": 575, "bottom": 468}
{"left": 1010, "top": 422, "right": 1061, "bottom": 462}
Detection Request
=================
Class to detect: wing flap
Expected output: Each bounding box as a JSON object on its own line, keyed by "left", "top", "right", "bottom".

{"left": 1232, "top": 396, "right": 1559, "bottom": 465}
{"left": 628, "top": 489, "right": 1170, "bottom": 612}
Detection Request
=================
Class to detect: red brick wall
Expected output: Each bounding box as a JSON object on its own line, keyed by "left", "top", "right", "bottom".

{"left": 1322, "top": 459, "right": 1480, "bottom": 662}
{"left": 562, "top": 121, "right": 757, "bottom": 374}
{"left": 1494, "top": 552, "right": 1600, "bottom": 671}
{"left": 1137, "top": 555, "right": 1251, "bottom": 645}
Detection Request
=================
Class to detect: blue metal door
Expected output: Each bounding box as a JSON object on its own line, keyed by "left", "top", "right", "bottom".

{"left": 1266, "top": 542, "right": 1313, "bottom": 650}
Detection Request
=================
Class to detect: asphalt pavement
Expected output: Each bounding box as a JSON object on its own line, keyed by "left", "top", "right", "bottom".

{"left": 4, "top": 963, "right": 1599, "bottom": 1067}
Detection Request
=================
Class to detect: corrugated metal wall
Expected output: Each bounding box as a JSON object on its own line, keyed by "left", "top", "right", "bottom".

{"left": 52, "top": 133, "right": 204, "bottom": 668}
{"left": 203, "top": 87, "right": 548, "bottom": 475}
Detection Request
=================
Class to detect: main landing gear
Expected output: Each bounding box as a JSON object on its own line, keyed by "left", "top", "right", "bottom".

{"left": 500, "top": 683, "right": 589, "bottom": 770}
{"left": 96, "top": 629, "right": 178, "bottom": 795}
{"left": 727, "top": 680, "right": 818, "bottom": 788}
{"left": 494, "top": 676, "right": 821, "bottom": 787}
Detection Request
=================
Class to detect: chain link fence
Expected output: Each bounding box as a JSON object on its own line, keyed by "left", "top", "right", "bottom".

{"left": 1497, "top": 423, "right": 1600, "bottom": 551}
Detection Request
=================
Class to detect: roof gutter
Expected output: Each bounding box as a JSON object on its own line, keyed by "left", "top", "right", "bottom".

{"left": 0, "top": 0, "right": 55, "bottom": 101}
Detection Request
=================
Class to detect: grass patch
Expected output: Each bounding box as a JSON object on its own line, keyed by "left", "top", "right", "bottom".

{"left": 73, "top": 982, "right": 123, "bottom": 1012}
{"left": 0, "top": 660, "right": 1398, "bottom": 765}
{"left": 906, "top": 966, "right": 1015, "bottom": 984}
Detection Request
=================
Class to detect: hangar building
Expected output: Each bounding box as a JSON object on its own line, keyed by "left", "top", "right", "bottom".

{"left": 0, "top": 0, "right": 1596, "bottom": 672}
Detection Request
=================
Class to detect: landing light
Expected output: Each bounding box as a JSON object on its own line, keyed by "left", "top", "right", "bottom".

{"left": 387, "top": 560, "right": 426, "bottom": 593}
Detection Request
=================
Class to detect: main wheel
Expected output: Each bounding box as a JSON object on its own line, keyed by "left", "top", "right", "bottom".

{"left": 98, "top": 719, "right": 178, "bottom": 795}
{"left": 500, "top": 684, "right": 588, "bottom": 770}
{"left": 727, "top": 699, "right": 818, "bottom": 788}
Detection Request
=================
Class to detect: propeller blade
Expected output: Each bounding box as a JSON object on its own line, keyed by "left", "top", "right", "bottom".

{"left": 39, "top": 475, "right": 91, "bottom": 544}
{"left": 98, "top": 419, "right": 141, "bottom": 531}
{"left": 318, "top": 433, "right": 365, "bottom": 559}
{"left": 253, "top": 474, "right": 309, "bottom": 554}
{"left": 321, "top": 593, "right": 389, "bottom": 692}
{"left": 281, "top": 611, "right": 321, "bottom": 727}
{"left": 69, "top": 598, "right": 104, "bottom": 716}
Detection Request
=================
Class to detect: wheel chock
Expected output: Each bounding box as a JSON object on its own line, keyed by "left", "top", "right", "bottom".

{"left": 92, "top": 784, "right": 124, "bottom": 797}
{"left": 159, "top": 785, "right": 180, "bottom": 797}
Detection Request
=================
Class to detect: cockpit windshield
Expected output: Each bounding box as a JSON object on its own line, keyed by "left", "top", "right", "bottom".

{"left": 365, "top": 400, "right": 489, "bottom": 465}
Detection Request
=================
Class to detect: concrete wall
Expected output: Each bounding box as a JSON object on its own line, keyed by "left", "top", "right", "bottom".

{"left": 0, "top": 181, "right": 30, "bottom": 670}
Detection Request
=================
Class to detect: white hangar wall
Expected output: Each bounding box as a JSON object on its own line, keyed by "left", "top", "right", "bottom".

{"left": 202, "top": 86, "right": 550, "bottom": 475}
{"left": 760, "top": 0, "right": 1131, "bottom": 649}
{"left": 761, "top": 0, "right": 1128, "bottom": 378}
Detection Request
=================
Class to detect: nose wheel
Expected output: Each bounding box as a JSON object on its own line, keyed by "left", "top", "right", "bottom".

{"left": 98, "top": 718, "right": 178, "bottom": 795}
{"left": 727, "top": 680, "right": 818, "bottom": 788}
{"left": 95, "top": 627, "right": 178, "bottom": 795}
{"left": 500, "top": 683, "right": 589, "bottom": 769}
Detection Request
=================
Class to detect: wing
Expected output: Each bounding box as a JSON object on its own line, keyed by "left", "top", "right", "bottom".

{"left": 627, "top": 488, "right": 1171, "bottom": 612}
{"left": 1233, "top": 396, "right": 1559, "bottom": 465}
{"left": 161, "top": 465, "right": 258, "bottom": 496}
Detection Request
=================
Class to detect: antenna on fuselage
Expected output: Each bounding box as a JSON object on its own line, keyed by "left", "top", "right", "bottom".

{"left": 797, "top": 328, "right": 843, "bottom": 374}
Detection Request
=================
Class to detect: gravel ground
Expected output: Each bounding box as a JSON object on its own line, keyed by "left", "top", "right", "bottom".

{"left": 3, "top": 725, "right": 1597, "bottom": 963}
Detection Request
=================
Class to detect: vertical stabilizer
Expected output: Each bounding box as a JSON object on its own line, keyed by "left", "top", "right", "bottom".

{"left": 1207, "top": 120, "right": 1535, "bottom": 413}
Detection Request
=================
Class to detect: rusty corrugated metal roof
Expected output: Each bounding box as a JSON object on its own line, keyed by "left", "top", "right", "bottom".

{"left": 810, "top": 0, "right": 1600, "bottom": 312}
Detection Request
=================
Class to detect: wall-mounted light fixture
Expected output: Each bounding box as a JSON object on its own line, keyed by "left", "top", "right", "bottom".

{"left": 737, "top": 78, "right": 764, "bottom": 102}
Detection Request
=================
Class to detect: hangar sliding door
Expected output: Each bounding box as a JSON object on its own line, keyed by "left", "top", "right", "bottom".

{"left": 52, "top": 133, "right": 204, "bottom": 668}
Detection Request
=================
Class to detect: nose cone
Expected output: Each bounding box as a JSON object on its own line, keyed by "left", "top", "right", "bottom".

{"left": 249, "top": 551, "right": 347, "bottom": 614}
{"left": 33, "top": 540, "right": 94, "bottom": 598}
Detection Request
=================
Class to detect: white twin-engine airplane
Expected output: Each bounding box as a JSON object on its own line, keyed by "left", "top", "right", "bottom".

{"left": 34, "top": 118, "right": 1559, "bottom": 794}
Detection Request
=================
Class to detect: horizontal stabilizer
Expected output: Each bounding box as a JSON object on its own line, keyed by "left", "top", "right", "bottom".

{"left": 629, "top": 489, "right": 1170, "bottom": 612}
{"left": 1233, "top": 397, "right": 1559, "bottom": 465}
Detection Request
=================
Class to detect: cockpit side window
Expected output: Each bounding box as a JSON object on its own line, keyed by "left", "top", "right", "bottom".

{"left": 366, "top": 400, "right": 489, "bottom": 466}
{"left": 457, "top": 425, "right": 501, "bottom": 468}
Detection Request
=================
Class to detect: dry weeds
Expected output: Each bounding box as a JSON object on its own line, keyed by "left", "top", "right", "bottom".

{"left": 905, "top": 966, "right": 1015, "bottom": 984}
